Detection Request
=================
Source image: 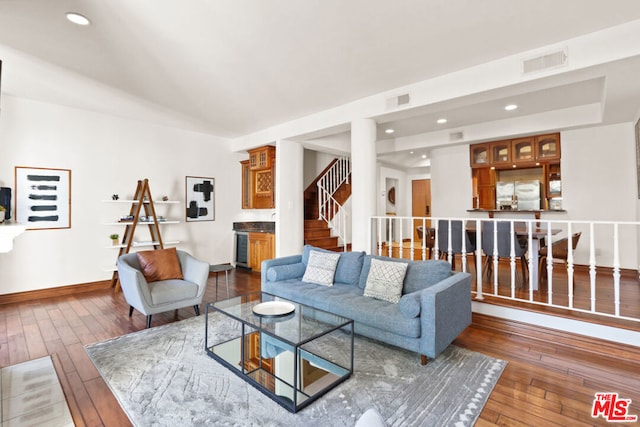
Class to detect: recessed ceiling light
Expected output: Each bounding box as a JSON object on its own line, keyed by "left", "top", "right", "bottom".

{"left": 421, "top": 154, "right": 427, "bottom": 159}
{"left": 409, "top": 151, "right": 414, "bottom": 154}
{"left": 504, "top": 104, "right": 518, "bottom": 111}
{"left": 385, "top": 128, "right": 395, "bottom": 134}
{"left": 436, "top": 118, "right": 447, "bottom": 124}
{"left": 66, "top": 12, "right": 91, "bottom": 26}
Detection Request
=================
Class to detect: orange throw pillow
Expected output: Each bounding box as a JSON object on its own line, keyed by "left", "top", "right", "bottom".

{"left": 136, "top": 248, "right": 183, "bottom": 282}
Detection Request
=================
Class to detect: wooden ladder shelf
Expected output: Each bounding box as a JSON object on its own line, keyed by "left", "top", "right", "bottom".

{"left": 111, "top": 179, "right": 165, "bottom": 291}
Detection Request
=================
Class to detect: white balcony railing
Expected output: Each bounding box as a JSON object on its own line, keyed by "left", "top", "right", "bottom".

{"left": 371, "top": 216, "right": 640, "bottom": 324}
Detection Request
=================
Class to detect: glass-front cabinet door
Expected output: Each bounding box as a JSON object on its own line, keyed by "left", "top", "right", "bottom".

{"left": 470, "top": 143, "right": 490, "bottom": 167}
{"left": 491, "top": 141, "right": 511, "bottom": 165}
{"left": 535, "top": 133, "right": 560, "bottom": 161}
{"left": 512, "top": 137, "right": 535, "bottom": 163}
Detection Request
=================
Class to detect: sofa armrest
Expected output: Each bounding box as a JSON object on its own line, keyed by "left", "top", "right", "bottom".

{"left": 261, "top": 255, "right": 303, "bottom": 284}
{"left": 418, "top": 272, "right": 472, "bottom": 358}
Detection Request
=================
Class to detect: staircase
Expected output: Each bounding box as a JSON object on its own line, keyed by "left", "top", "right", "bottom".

{"left": 303, "top": 158, "right": 351, "bottom": 252}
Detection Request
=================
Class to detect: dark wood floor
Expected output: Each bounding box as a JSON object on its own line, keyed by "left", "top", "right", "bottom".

{"left": 1, "top": 268, "right": 639, "bottom": 426}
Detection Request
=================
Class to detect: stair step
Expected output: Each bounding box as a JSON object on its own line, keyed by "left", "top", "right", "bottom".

{"left": 304, "top": 219, "right": 328, "bottom": 229}
{"left": 304, "top": 236, "right": 339, "bottom": 247}
{"left": 305, "top": 229, "right": 332, "bottom": 238}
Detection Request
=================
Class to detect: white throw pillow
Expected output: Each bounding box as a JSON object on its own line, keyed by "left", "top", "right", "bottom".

{"left": 302, "top": 250, "right": 340, "bottom": 286}
{"left": 363, "top": 258, "right": 408, "bottom": 304}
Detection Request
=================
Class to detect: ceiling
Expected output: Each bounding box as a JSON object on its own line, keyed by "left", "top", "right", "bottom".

{"left": 2, "top": 0, "right": 640, "bottom": 165}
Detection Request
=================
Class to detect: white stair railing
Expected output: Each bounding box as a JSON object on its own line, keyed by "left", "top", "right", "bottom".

{"left": 317, "top": 157, "right": 351, "bottom": 250}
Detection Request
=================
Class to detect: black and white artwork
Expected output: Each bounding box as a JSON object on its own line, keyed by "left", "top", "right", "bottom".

{"left": 185, "top": 176, "right": 214, "bottom": 221}
{"left": 15, "top": 166, "right": 71, "bottom": 230}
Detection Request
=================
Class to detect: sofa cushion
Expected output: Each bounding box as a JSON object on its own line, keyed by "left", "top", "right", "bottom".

{"left": 363, "top": 258, "right": 408, "bottom": 304}
{"left": 398, "top": 292, "right": 421, "bottom": 318}
{"left": 302, "top": 250, "right": 340, "bottom": 286}
{"left": 403, "top": 260, "right": 452, "bottom": 294}
{"left": 267, "top": 262, "right": 306, "bottom": 281}
{"left": 302, "top": 245, "right": 365, "bottom": 285}
{"left": 136, "top": 248, "right": 183, "bottom": 282}
{"left": 148, "top": 279, "right": 198, "bottom": 305}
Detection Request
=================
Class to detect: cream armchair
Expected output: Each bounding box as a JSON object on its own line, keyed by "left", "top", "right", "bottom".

{"left": 117, "top": 250, "right": 209, "bottom": 328}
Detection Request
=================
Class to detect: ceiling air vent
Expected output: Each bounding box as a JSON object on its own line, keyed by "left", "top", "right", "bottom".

{"left": 449, "top": 131, "right": 464, "bottom": 141}
{"left": 386, "top": 93, "right": 411, "bottom": 110}
{"left": 523, "top": 48, "right": 568, "bottom": 74}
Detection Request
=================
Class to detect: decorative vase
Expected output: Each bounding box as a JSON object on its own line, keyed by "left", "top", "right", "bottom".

{"left": 111, "top": 239, "right": 119, "bottom": 246}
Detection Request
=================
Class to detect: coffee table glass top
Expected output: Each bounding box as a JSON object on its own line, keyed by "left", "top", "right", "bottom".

{"left": 212, "top": 292, "right": 352, "bottom": 345}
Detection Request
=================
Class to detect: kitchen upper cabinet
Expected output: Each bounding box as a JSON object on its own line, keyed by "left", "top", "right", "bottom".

{"left": 249, "top": 146, "right": 275, "bottom": 170}
{"left": 471, "top": 133, "right": 561, "bottom": 168}
{"left": 535, "top": 133, "right": 561, "bottom": 161}
{"left": 470, "top": 143, "right": 490, "bottom": 167}
{"left": 491, "top": 140, "right": 512, "bottom": 165}
{"left": 241, "top": 145, "right": 276, "bottom": 209}
{"left": 512, "top": 137, "right": 535, "bottom": 164}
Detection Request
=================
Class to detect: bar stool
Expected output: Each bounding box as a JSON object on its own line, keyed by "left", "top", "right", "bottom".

{"left": 209, "top": 264, "right": 233, "bottom": 300}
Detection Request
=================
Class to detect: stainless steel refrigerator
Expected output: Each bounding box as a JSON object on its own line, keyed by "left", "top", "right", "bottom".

{"left": 495, "top": 182, "right": 515, "bottom": 210}
{"left": 514, "top": 180, "right": 541, "bottom": 210}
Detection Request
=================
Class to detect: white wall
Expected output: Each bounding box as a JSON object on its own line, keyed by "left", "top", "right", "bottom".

{"left": 430, "top": 144, "right": 473, "bottom": 218}
{"left": 560, "top": 122, "right": 637, "bottom": 267}
{"left": 0, "top": 95, "right": 243, "bottom": 294}
{"left": 303, "top": 149, "right": 336, "bottom": 188}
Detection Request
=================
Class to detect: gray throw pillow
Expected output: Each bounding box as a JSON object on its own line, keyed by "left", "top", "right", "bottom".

{"left": 363, "top": 258, "right": 408, "bottom": 304}
{"left": 302, "top": 250, "right": 340, "bottom": 286}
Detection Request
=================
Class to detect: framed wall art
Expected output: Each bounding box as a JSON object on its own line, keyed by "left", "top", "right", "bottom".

{"left": 15, "top": 166, "right": 71, "bottom": 230}
{"left": 185, "top": 176, "right": 214, "bottom": 221}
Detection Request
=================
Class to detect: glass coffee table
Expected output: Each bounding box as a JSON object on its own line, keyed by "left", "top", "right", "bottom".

{"left": 205, "top": 292, "right": 354, "bottom": 413}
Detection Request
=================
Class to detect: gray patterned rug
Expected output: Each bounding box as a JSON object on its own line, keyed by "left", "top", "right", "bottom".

{"left": 85, "top": 314, "right": 506, "bottom": 426}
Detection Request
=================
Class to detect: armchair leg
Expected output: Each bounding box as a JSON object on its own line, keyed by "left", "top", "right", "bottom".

{"left": 146, "top": 315, "right": 152, "bottom": 329}
{"left": 129, "top": 306, "right": 134, "bottom": 317}
{"left": 421, "top": 355, "right": 428, "bottom": 365}
{"left": 194, "top": 305, "right": 200, "bottom": 316}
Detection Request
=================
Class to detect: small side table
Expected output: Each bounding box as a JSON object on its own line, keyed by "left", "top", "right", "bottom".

{"left": 210, "top": 264, "right": 233, "bottom": 300}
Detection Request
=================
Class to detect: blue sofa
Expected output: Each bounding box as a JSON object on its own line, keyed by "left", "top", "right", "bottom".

{"left": 261, "top": 245, "right": 472, "bottom": 364}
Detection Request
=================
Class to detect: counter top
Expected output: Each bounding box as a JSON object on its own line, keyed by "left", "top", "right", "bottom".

{"left": 467, "top": 209, "right": 566, "bottom": 219}
{"left": 233, "top": 221, "right": 275, "bottom": 233}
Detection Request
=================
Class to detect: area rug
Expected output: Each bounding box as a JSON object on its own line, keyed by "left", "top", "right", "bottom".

{"left": 85, "top": 314, "right": 506, "bottom": 426}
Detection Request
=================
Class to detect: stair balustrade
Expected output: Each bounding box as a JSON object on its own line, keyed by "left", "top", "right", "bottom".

{"left": 317, "top": 157, "right": 351, "bottom": 250}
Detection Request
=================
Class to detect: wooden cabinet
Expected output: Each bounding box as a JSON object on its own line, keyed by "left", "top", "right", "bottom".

{"left": 512, "top": 137, "right": 535, "bottom": 164}
{"left": 241, "top": 145, "right": 276, "bottom": 209}
{"left": 491, "top": 140, "right": 511, "bottom": 165}
{"left": 469, "top": 133, "right": 561, "bottom": 209}
{"left": 535, "top": 133, "right": 560, "bottom": 161}
{"left": 241, "top": 160, "right": 251, "bottom": 209}
{"left": 470, "top": 143, "right": 490, "bottom": 167}
{"left": 249, "top": 146, "right": 275, "bottom": 170}
{"left": 248, "top": 232, "right": 274, "bottom": 272}
{"left": 472, "top": 168, "right": 496, "bottom": 210}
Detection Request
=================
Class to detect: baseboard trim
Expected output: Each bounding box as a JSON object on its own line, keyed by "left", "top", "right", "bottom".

{"left": 472, "top": 300, "right": 640, "bottom": 349}
{"left": 0, "top": 280, "right": 112, "bottom": 305}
